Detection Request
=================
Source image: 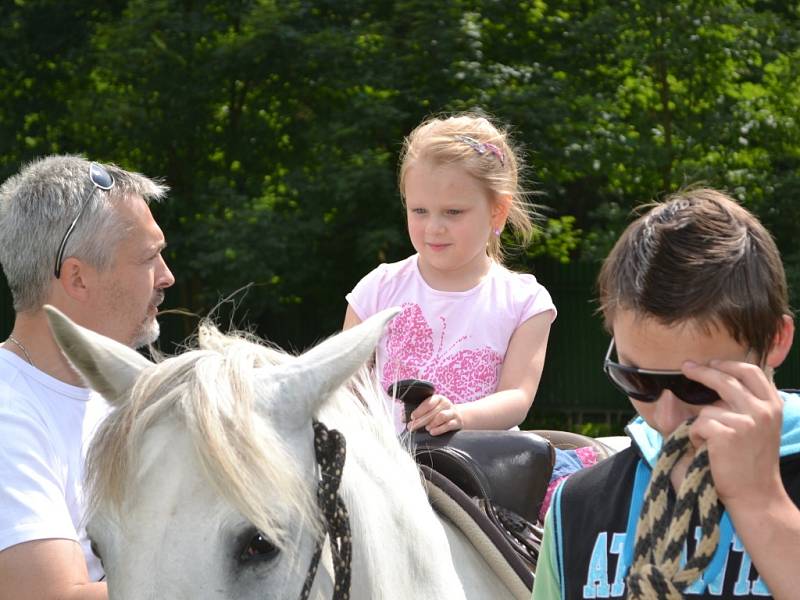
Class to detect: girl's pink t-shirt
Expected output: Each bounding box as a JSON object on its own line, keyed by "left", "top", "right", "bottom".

{"left": 346, "top": 255, "right": 556, "bottom": 432}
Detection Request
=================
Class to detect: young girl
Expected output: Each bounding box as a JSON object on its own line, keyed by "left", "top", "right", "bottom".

{"left": 343, "top": 112, "right": 556, "bottom": 436}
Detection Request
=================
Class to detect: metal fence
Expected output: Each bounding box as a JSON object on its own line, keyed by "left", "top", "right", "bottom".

{"left": 529, "top": 259, "right": 800, "bottom": 420}
{"left": 528, "top": 260, "right": 630, "bottom": 419}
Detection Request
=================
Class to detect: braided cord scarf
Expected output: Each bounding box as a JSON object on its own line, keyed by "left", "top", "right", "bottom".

{"left": 299, "top": 421, "right": 352, "bottom": 600}
{"left": 626, "top": 420, "right": 722, "bottom": 599}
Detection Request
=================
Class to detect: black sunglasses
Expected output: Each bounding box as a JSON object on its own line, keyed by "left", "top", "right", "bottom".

{"left": 54, "top": 162, "right": 115, "bottom": 278}
{"left": 603, "top": 338, "right": 720, "bottom": 405}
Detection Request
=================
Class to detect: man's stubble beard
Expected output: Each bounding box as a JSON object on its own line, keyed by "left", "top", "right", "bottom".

{"left": 131, "top": 316, "right": 160, "bottom": 350}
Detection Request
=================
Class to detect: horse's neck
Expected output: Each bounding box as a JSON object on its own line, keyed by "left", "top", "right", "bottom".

{"left": 341, "top": 445, "right": 466, "bottom": 599}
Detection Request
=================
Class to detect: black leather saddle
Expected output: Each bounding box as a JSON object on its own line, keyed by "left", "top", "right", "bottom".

{"left": 410, "top": 427, "right": 618, "bottom": 579}
{"left": 411, "top": 429, "right": 555, "bottom": 578}
{"left": 411, "top": 429, "right": 555, "bottom": 523}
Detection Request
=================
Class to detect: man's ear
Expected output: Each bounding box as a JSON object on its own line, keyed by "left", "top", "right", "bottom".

{"left": 766, "top": 314, "right": 794, "bottom": 369}
{"left": 57, "top": 258, "right": 91, "bottom": 302}
{"left": 492, "top": 193, "right": 512, "bottom": 231}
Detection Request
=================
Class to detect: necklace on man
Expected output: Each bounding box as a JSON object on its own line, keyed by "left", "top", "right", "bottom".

{"left": 7, "top": 334, "right": 33, "bottom": 366}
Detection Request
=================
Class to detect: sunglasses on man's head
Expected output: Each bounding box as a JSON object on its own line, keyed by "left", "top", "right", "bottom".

{"left": 54, "top": 162, "right": 115, "bottom": 279}
{"left": 603, "top": 338, "right": 720, "bottom": 405}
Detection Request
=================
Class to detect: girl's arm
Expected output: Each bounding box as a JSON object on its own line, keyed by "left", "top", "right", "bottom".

{"left": 409, "top": 310, "right": 552, "bottom": 435}
{"left": 342, "top": 304, "right": 362, "bottom": 330}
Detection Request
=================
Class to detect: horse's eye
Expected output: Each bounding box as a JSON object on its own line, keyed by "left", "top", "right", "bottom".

{"left": 240, "top": 531, "right": 279, "bottom": 563}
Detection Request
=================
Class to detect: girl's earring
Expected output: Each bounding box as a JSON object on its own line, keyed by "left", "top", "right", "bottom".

{"left": 494, "top": 228, "right": 501, "bottom": 236}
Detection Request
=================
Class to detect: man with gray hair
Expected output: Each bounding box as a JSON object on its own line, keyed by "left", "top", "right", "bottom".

{"left": 0, "top": 155, "right": 175, "bottom": 599}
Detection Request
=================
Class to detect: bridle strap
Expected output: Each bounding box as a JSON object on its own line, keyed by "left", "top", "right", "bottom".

{"left": 299, "top": 421, "right": 352, "bottom": 600}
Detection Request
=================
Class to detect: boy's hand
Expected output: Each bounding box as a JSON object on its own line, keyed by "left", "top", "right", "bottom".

{"left": 683, "top": 359, "right": 784, "bottom": 510}
{"left": 408, "top": 394, "right": 463, "bottom": 436}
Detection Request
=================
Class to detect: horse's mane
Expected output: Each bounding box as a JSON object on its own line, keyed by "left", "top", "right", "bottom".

{"left": 85, "top": 320, "right": 404, "bottom": 550}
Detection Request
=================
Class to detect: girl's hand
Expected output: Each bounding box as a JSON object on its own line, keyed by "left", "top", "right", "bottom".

{"left": 683, "top": 359, "right": 785, "bottom": 511}
{"left": 407, "top": 394, "right": 464, "bottom": 436}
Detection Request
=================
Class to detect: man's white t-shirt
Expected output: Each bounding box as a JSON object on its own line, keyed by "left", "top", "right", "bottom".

{"left": 0, "top": 349, "right": 108, "bottom": 580}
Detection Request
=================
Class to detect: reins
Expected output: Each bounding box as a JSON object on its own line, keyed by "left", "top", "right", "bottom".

{"left": 626, "top": 420, "right": 722, "bottom": 599}
{"left": 299, "top": 421, "right": 352, "bottom": 600}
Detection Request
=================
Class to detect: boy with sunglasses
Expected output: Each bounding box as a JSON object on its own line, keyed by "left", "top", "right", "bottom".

{"left": 533, "top": 188, "right": 800, "bottom": 599}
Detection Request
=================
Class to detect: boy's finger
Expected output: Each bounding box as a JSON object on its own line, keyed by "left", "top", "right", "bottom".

{"left": 689, "top": 406, "right": 748, "bottom": 448}
{"left": 681, "top": 361, "right": 749, "bottom": 411}
{"left": 707, "top": 360, "right": 781, "bottom": 410}
{"left": 682, "top": 360, "right": 776, "bottom": 414}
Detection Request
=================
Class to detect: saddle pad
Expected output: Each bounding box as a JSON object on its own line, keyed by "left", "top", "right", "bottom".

{"left": 421, "top": 465, "right": 533, "bottom": 598}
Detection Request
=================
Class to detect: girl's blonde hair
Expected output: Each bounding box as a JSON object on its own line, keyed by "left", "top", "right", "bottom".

{"left": 398, "top": 112, "right": 537, "bottom": 263}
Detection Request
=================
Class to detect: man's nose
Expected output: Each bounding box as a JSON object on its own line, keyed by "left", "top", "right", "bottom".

{"left": 156, "top": 256, "right": 175, "bottom": 289}
{"left": 653, "top": 389, "right": 695, "bottom": 437}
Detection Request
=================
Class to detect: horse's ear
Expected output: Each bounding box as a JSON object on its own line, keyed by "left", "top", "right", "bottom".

{"left": 44, "top": 305, "right": 152, "bottom": 406}
{"left": 270, "top": 307, "right": 398, "bottom": 424}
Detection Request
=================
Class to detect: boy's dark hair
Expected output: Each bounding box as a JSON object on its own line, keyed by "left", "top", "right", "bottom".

{"left": 598, "top": 187, "right": 789, "bottom": 362}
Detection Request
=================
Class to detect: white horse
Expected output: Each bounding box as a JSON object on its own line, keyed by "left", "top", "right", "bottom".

{"left": 47, "top": 306, "right": 532, "bottom": 600}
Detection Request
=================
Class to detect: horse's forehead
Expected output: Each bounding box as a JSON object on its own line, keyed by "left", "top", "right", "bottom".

{"left": 91, "top": 422, "right": 234, "bottom": 549}
{"left": 120, "top": 414, "right": 313, "bottom": 516}
{"left": 134, "top": 420, "right": 219, "bottom": 507}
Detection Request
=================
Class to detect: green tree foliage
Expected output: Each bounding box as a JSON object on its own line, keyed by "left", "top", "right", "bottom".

{"left": 2, "top": 0, "right": 800, "bottom": 349}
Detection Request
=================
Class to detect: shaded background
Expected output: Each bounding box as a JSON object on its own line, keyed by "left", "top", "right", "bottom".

{"left": 3, "top": 0, "right": 800, "bottom": 433}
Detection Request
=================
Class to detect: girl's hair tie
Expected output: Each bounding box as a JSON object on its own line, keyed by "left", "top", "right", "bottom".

{"left": 454, "top": 135, "right": 505, "bottom": 166}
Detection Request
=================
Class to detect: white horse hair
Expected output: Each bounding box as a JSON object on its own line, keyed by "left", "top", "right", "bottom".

{"left": 47, "top": 306, "right": 528, "bottom": 600}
